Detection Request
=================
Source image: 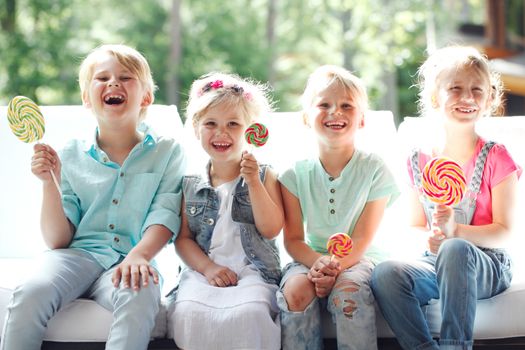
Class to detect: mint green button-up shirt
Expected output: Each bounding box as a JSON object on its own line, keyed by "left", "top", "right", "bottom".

{"left": 60, "top": 124, "right": 186, "bottom": 269}
{"left": 279, "top": 150, "right": 399, "bottom": 264}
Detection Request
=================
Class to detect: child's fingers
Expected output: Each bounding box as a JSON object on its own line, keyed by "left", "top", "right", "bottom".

{"left": 112, "top": 268, "right": 122, "bottom": 288}
{"left": 149, "top": 266, "right": 159, "bottom": 284}
{"left": 140, "top": 265, "right": 150, "bottom": 287}
{"left": 121, "top": 266, "right": 131, "bottom": 289}
{"left": 131, "top": 265, "right": 140, "bottom": 290}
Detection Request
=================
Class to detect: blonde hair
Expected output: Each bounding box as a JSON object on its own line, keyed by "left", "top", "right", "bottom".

{"left": 78, "top": 44, "right": 156, "bottom": 120}
{"left": 186, "top": 72, "right": 273, "bottom": 126}
{"left": 417, "top": 45, "right": 504, "bottom": 116}
{"left": 301, "top": 65, "right": 369, "bottom": 112}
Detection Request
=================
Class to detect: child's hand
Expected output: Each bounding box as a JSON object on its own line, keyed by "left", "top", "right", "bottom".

{"left": 308, "top": 256, "right": 340, "bottom": 297}
{"left": 203, "top": 263, "right": 238, "bottom": 287}
{"left": 240, "top": 151, "right": 261, "bottom": 186}
{"left": 431, "top": 204, "right": 456, "bottom": 237}
{"left": 112, "top": 255, "right": 159, "bottom": 290}
{"left": 31, "top": 143, "right": 60, "bottom": 183}
{"left": 428, "top": 230, "right": 446, "bottom": 254}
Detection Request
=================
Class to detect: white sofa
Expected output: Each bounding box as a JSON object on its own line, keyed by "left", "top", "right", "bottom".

{"left": 0, "top": 105, "right": 524, "bottom": 349}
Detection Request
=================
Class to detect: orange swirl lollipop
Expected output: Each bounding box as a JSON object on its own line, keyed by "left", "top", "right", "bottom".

{"left": 422, "top": 157, "right": 466, "bottom": 206}
{"left": 244, "top": 123, "right": 269, "bottom": 147}
{"left": 326, "top": 232, "right": 353, "bottom": 259}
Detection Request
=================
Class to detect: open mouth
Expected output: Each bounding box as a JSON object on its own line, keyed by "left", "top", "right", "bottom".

{"left": 455, "top": 107, "right": 476, "bottom": 113}
{"left": 212, "top": 142, "right": 232, "bottom": 151}
{"left": 104, "top": 94, "right": 125, "bottom": 105}
{"left": 324, "top": 120, "right": 347, "bottom": 129}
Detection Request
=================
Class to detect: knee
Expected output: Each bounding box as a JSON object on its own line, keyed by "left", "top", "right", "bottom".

{"left": 371, "top": 261, "right": 406, "bottom": 293}
{"left": 282, "top": 276, "right": 316, "bottom": 312}
{"left": 10, "top": 279, "right": 57, "bottom": 311}
{"left": 113, "top": 278, "right": 160, "bottom": 314}
{"left": 437, "top": 238, "right": 475, "bottom": 268}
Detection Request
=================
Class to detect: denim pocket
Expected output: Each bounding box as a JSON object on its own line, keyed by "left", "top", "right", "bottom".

{"left": 232, "top": 192, "right": 255, "bottom": 224}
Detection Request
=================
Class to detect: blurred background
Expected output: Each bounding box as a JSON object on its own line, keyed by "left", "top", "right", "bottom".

{"left": 1, "top": 0, "right": 524, "bottom": 126}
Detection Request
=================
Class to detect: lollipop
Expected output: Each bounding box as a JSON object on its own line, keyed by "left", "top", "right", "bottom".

{"left": 326, "top": 232, "right": 353, "bottom": 259}
{"left": 7, "top": 96, "right": 61, "bottom": 195}
{"left": 244, "top": 122, "right": 269, "bottom": 147}
{"left": 241, "top": 123, "right": 269, "bottom": 186}
{"left": 421, "top": 157, "right": 466, "bottom": 206}
{"left": 7, "top": 96, "right": 45, "bottom": 143}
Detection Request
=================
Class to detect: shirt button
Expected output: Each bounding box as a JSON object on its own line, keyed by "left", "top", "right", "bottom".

{"left": 114, "top": 237, "right": 120, "bottom": 243}
{"left": 206, "top": 218, "right": 215, "bottom": 225}
{"left": 189, "top": 206, "right": 196, "bottom": 215}
{"left": 329, "top": 177, "right": 334, "bottom": 181}
{"left": 103, "top": 157, "right": 108, "bottom": 162}
{"left": 330, "top": 209, "right": 335, "bottom": 214}
{"left": 108, "top": 224, "right": 115, "bottom": 230}
{"left": 112, "top": 199, "right": 119, "bottom": 205}
{"left": 250, "top": 253, "right": 255, "bottom": 258}
{"left": 330, "top": 188, "right": 335, "bottom": 193}
{"left": 120, "top": 172, "right": 124, "bottom": 177}
{"left": 329, "top": 198, "right": 334, "bottom": 203}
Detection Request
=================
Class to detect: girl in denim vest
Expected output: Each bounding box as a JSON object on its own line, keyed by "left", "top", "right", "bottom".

{"left": 371, "top": 46, "right": 522, "bottom": 350}
{"left": 277, "top": 65, "right": 400, "bottom": 350}
{"left": 169, "top": 72, "right": 283, "bottom": 349}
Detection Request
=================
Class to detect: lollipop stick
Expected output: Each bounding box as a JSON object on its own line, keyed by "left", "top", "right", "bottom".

{"left": 49, "top": 170, "right": 62, "bottom": 196}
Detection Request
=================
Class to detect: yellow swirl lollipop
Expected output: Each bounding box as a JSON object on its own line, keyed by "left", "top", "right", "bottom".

{"left": 7, "top": 96, "right": 61, "bottom": 195}
{"left": 7, "top": 96, "right": 45, "bottom": 143}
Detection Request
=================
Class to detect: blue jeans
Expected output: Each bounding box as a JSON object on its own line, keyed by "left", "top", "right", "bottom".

{"left": 371, "top": 238, "right": 512, "bottom": 350}
{"left": 277, "top": 259, "right": 377, "bottom": 350}
{"left": 1, "top": 249, "right": 161, "bottom": 350}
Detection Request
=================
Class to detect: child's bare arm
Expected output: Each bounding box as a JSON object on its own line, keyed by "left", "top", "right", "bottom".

{"left": 281, "top": 184, "right": 321, "bottom": 268}
{"left": 338, "top": 196, "right": 389, "bottom": 270}
{"left": 32, "top": 143, "right": 73, "bottom": 249}
{"left": 175, "top": 199, "right": 238, "bottom": 287}
{"left": 241, "top": 152, "right": 283, "bottom": 238}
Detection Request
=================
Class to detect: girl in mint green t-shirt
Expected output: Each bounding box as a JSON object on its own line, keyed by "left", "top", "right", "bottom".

{"left": 277, "top": 65, "right": 399, "bottom": 350}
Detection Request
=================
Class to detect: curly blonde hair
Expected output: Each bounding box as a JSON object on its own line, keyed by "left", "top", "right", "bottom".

{"left": 417, "top": 45, "right": 504, "bottom": 117}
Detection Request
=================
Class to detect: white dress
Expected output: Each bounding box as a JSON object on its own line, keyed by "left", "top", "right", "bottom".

{"left": 170, "top": 178, "right": 280, "bottom": 350}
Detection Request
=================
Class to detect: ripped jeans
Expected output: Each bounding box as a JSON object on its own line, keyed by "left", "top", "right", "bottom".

{"left": 277, "top": 259, "right": 377, "bottom": 350}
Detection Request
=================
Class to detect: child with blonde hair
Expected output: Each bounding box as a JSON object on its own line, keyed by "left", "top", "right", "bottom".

{"left": 371, "top": 46, "right": 522, "bottom": 350}
{"left": 1, "top": 44, "right": 186, "bottom": 350}
{"left": 169, "top": 72, "right": 283, "bottom": 350}
{"left": 278, "top": 65, "right": 399, "bottom": 350}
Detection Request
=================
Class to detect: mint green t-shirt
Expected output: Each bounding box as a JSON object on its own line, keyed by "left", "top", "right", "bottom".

{"left": 279, "top": 150, "right": 399, "bottom": 264}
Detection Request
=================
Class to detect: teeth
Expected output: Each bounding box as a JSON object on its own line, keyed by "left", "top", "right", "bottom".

{"left": 104, "top": 95, "right": 124, "bottom": 103}
{"left": 325, "top": 121, "right": 346, "bottom": 128}
{"left": 213, "top": 142, "right": 230, "bottom": 147}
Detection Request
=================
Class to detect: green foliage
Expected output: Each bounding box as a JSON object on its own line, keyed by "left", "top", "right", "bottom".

{"left": 0, "top": 0, "right": 484, "bottom": 122}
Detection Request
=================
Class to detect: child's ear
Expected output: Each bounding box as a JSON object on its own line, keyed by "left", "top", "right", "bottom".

{"left": 141, "top": 91, "right": 153, "bottom": 107}
{"left": 359, "top": 113, "right": 365, "bottom": 128}
{"left": 82, "top": 91, "right": 92, "bottom": 108}
{"left": 302, "top": 112, "right": 311, "bottom": 128}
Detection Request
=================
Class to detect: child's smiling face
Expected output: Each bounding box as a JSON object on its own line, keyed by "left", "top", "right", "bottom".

{"left": 83, "top": 53, "right": 150, "bottom": 127}
{"left": 434, "top": 65, "right": 492, "bottom": 124}
{"left": 306, "top": 82, "right": 364, "bottom": 148}
{"left": 195, "top": 102, "right": 249, "bottom": 162}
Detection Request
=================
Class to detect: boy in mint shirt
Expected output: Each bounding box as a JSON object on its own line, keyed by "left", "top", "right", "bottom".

{"left": 1, "top": 44, "right": 186, "bottom": 350}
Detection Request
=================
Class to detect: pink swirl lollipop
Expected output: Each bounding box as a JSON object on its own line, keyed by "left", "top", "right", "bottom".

{"left": 326, "top": 232, "right": 353, "bottom": 259}
{"left": 422, "top": 157, "right": 466, "bottom": 206}
{"left": 244, "top": 123, "right": 269, "bottom": 147}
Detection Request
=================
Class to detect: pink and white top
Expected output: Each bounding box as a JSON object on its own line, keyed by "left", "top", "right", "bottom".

{"left": 408, "top": 138, "right": 522, "bottom": 226}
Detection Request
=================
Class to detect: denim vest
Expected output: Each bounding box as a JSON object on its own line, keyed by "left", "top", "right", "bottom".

{"left": 183, "top": 164, "right": 281, "bottom": 285}
{"left": 410, "top": 141, "right": 495, "bottom": 226}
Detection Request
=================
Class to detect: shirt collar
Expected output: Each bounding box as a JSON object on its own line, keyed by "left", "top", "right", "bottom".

{"left": 83, "top": 122, "right": 158, "bottom": 154}
{"left": 194, "top": 161, "right": 214, "bottom": 192}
